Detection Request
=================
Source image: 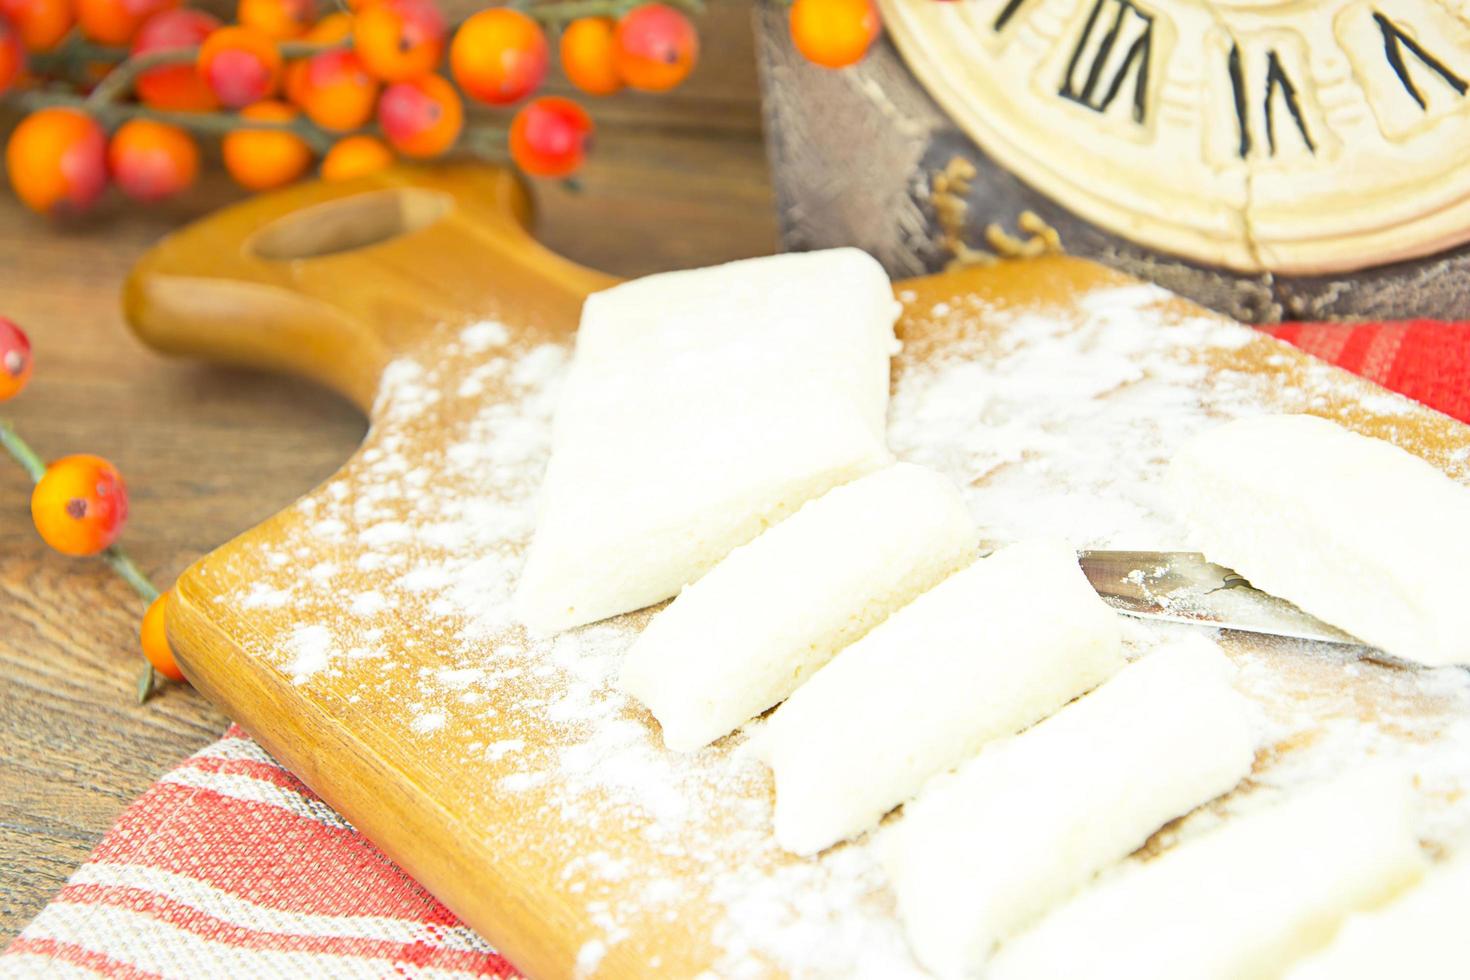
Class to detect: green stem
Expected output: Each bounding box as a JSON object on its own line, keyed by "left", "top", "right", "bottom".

{"left": 0, "top": 419, "right": 46, "bottom": 481}
{"left": 84, "top": 38, "right": 351, "bottom": 109}
{"left": 103, "top": 546, "right": 160, "bottom": 603}
{"left": 7, "top": 89, "right": 341, "bottom": 152}
{"left": 137, "top": 664, "right": 158, "bottom": 703}
{"left": 6, "top": 89, "right": 510, "bottom": 159}
{"left": 523, "top": 0, "right": 703, "bottom": 20}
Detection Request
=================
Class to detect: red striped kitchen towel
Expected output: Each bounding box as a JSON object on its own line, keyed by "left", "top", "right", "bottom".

{"left": 2, "top": 318, "right": 1468, "bottom": 979}
{"left": 1, "top": 726, "right": 521, "bottom": 978}
{"left": 1261, "top": 319, "right": 1470, "bottom": 425}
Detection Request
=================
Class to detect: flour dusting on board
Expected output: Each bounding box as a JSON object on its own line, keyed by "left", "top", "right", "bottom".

{"left": 211, "top": 291, "right": 1470, "bottom": 976}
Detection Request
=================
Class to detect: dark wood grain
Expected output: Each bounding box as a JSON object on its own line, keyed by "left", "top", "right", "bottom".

{"left": 0, "top": 2, "right": 775, "bottom": 937}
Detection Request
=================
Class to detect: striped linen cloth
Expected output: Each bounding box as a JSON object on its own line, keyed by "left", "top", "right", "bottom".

{"left": 2, "top": 727, "right": 520, "bottom": 978}
{"left": 3, "top": 318, "right": 1468, "bottom": 978}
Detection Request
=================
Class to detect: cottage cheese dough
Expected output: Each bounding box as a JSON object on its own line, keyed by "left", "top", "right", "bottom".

{"left": 1168, "top": 413, "right": 1470, "bottom": 665}
{"left": 756, "top": 538, "right": 1124, "bottom": 856}
{"left": 514, "top": 248, "right": 899, "bottom": 633}
{"left": 990, "top": 767, "right": 1426, "bottom": 980}
{"left": 619, "top": 464, "right": 979, "bottom": 752}
{"left": 884, "top": 636, "right": 1257, "bottom": 978}
{"left": 1284, "top": 851, "right": 1470, "bottom": 980}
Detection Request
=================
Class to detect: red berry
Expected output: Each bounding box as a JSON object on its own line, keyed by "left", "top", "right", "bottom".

{"left": 378, "top": 73, "right": 462, "bottom": 158}
{"left": 75, "top": 0, "right": 176, "bottom": 46}
{"left": 509, "top": 96, "right": 593, "bottom": 178}
{"left": 0, "top": 316, "right": 32, "bottom": 402}
{"left": 31, "top": 454, "right": 129, "bottom": 556}
{"left": 0, "top": 15, "right": 24, "bottom": 95}
{"left": 108, "top": 119, "right": 199, "bottom": 202}
{"left": 141, "top": 590, "right": 185, "bottom": 682}
{"left": 295, "top": 48, "right": 378, "bottom": 132}
{"left": 6, "top": 108, "right": 108, "bottom": 216}
{"left": 789, "top": 0, "right": 880, "bottom": 69}
{"left": 614, "top": 4, "right": 697, "bottom": 92}
{"left": 353, "top": 0, "right": 445, "bottom": 83}
{"left": 133, "top": 9, "right": 220, "bottom": 111}
{"left": 198, "top": 25, "right": 282, "bottom": 108}
{"left": 449, "top": 8, "right": 547, "bottom": 105}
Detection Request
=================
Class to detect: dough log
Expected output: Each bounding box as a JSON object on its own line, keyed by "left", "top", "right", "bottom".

{"left": 990, "top": 767, "right": 1426, "bottom": 980}
{"left": 757, "top": 538, "right": 1125, "bottom": 857}
{"left": 884, "top": 635, "right": 1258, "bottom": 978}
{"left": 619, "top": 464, "right": 980, "bottom": 752}
{"left": 1284, "top": 851, "right": 1470, "bottom": 980}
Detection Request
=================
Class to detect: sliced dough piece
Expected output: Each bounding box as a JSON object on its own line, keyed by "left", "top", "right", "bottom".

{"left": 620, "top": 463, "right": 980, "bottom": 752}
{"left": 989, "top": 768, "right": 1427, "bottom": 980}
{"left": 1168, "top": 413, "right": 1470, "bottom": 666}
{"left": 515, "top": 248, "right": 899, "bottom": 633}
{"left": 756, "top": 538, "right": 1124, "bottom": 856}
{"left": 1284, "top": 851, "right": 1470, "bottom": 980}
{"left": 883, "top": 635, "right": 1257, "bottom": 978}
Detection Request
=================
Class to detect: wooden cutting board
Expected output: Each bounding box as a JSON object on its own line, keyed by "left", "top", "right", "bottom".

{"left": 125, "top": 163, "right": 1470, "bottom": 979}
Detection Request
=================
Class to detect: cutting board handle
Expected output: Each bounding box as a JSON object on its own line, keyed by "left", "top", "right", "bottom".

{"left": 124, "top": 163, "right": 614, "bottom": 411}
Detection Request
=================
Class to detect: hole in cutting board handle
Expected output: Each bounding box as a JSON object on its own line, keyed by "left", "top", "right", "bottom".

{"left": 249, "top": 188, "right": 454, "bottom": 261}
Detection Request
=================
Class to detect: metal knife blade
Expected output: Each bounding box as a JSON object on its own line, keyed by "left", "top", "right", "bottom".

{"left": 1077, "top": 550, "right": 1373, "bottom": 649}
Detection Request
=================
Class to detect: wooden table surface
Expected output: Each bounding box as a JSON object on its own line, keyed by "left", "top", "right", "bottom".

{"left": 0, "top": 1, "right": 776, "bottom": 938}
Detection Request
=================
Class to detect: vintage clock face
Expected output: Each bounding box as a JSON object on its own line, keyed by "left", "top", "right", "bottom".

{"left": 878, "top": 0, "right": 1470, "bottom": 274}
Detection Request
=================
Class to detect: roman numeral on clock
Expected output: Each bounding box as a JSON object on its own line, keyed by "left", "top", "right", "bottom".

{"left": 1228, "top": 43, "right": 1317, "bottom": 158}
{"left": 1372, "top": 11, "right": 1467, "bottom": 109}
{"left": 1059, "top": 0, "right": 1155, "bottom": 124}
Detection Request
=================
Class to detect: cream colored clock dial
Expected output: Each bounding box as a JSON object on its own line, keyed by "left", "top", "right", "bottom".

{"left": 879, "top": 0, "right": 1470, "bottom": 273}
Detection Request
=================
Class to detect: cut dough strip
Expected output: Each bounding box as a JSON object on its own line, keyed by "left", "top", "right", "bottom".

{"left": 882, "top": 635, "right": 1258, "bottom": 979}
{"left": 1168, "top": 413, "right": 1470, "bottom": 666}
{"left": 620, "top": 463, "right": 980, "bottom": 752}
{"left": 989, "top": 767, "right": 1426, "bottom": 980}
{"left": 515, "top": 248, "right": 898, "bottom": 633}
{"left": 756, "top": 538, "right": 1125, "bottom": 857}
{"left": 1284, "top": 851, "right": 1470, "bottom": 980}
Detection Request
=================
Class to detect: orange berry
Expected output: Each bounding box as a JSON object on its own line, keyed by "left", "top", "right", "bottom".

{"left": 295, "top": 48, "right": 377, "bottom": 131}
{"left": 108, "top": 119, "right": 198, "bottom": 202}
{"left": 0, "top": 16, "right": 23, "bottom": 94}
{"left": 353, "top": 0, "right": 444, "bottom": 83}
{"left": 0, "top": 317, "right": 32, "bottom": 402}
{"left": 560, "top": 16, "right": 620, "bottom": 97}
{"left": 377, "top": 73, "right": 460, "bottom": 158}
{"left": 237, "top": 0, "right": 314, "bottom": 41}
{"left": 789, "top": 0, "right": 879, "bottom": 69}
{"left": 6, "top": 108, "right": 108, "bottom": 216}
{"left": 614, "top": 4, "right": 697, "bottom": 92}
{"left": 0, "top": 0, "right": 72, "bottom": 51}
{"left": 222, "top": 100, "right": 312, "bottom": 190}
{"left": 449, "top": 8, "right": 546, "bottom": 105}
{"left": 198, "top": 25, "right": 282, "bottom": 108}
{"left": 303, "top": 9, "right": 351, "bottom": 43}
{"left": 31, "top": 454, "right": 128, "bottom": 557}
{"left": 509, "top": 95, "right": 592, "bottom": 179}
{"left": 321, "top": 134, "right": 393, "bottom": 180}
{"left": 285, "top": 11, "right": 351, "bottom": 103}
{"left": 141, "top": 590, "right": 185, "bottom": 683}
{"left": 133, "top": 9, "right": 220, "bottom": 112}
{"left": 75, "top": 0, "right": 176, "bottom": 46}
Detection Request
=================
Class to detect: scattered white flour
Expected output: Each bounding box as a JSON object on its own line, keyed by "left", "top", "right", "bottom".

{"left": 284, "top": 624, "right": 333, "bottom": 683}
{"left": 215, "top": 292, "right": 1470, "bottom": 977}
{"left": 411, "top": 711, "right": 446, "bottom": 734}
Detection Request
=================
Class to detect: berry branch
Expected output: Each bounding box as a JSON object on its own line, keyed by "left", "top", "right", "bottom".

{"left": 1, "top": 395, "right": 170, "bottom": 703}
{"left": 11, "top": 88, "right": 344, "bottom": 151}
